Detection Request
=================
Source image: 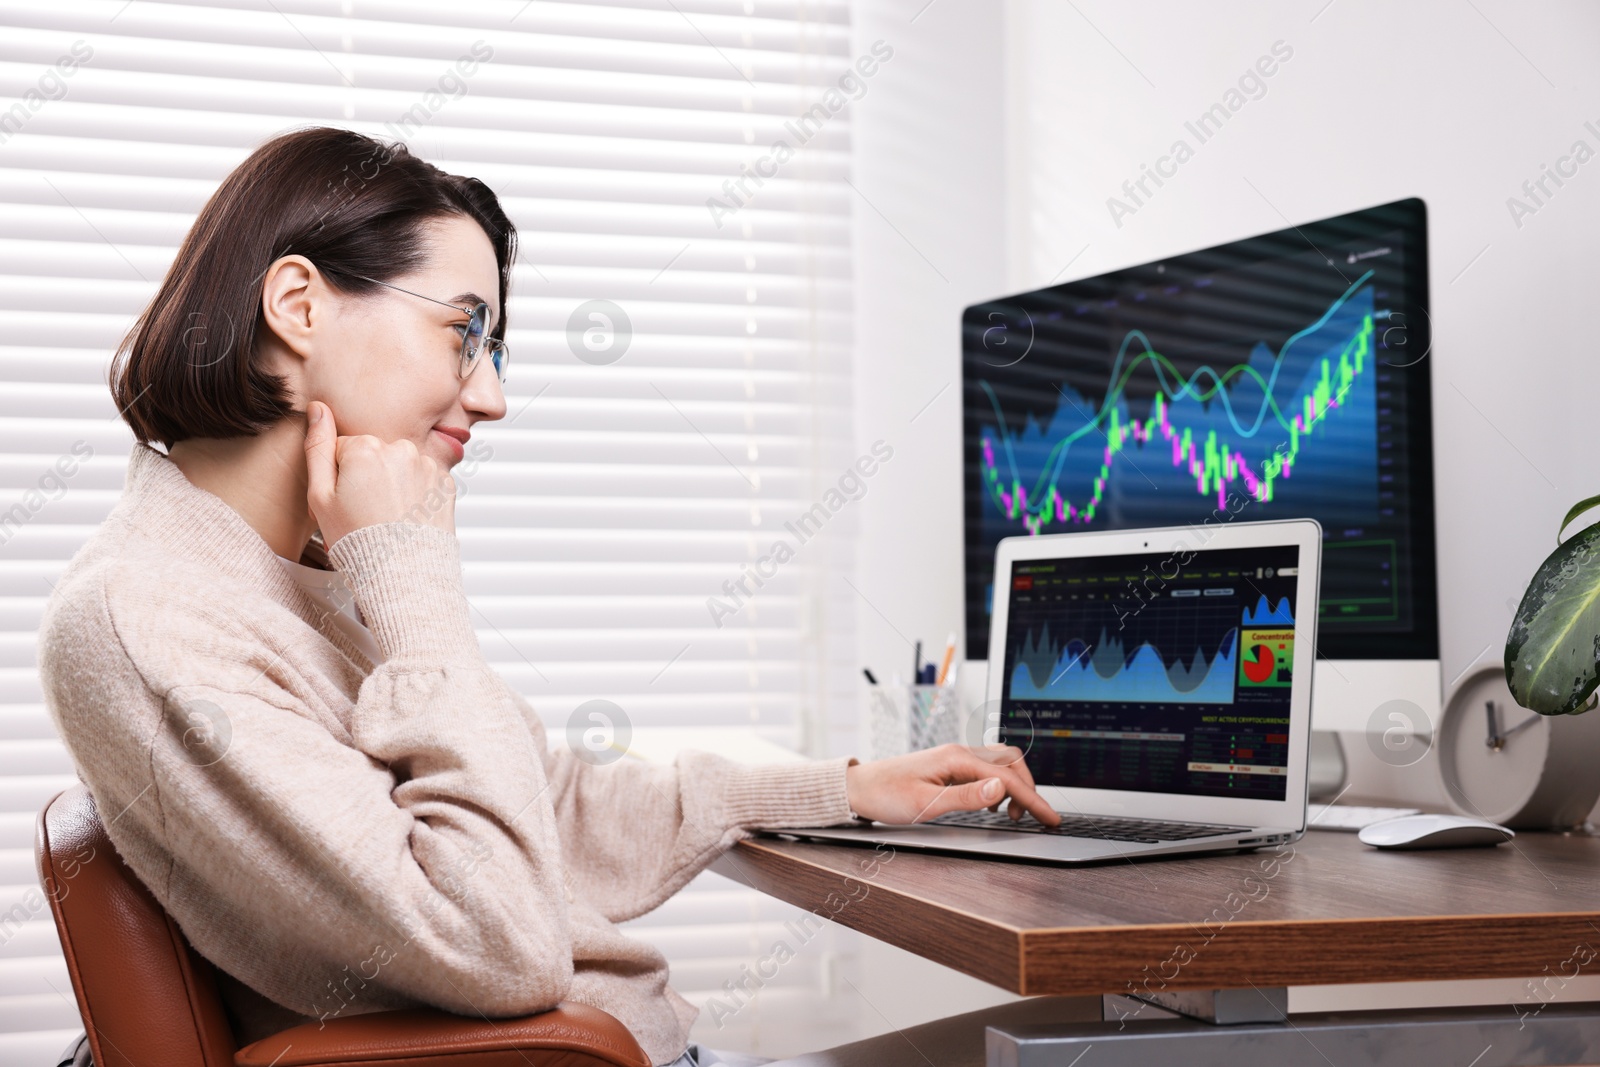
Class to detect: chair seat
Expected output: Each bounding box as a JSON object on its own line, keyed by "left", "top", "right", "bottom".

{"left": 233, "top": 1003, "right": 654, "bottom": 1067}
{"left": 39, "top": 783, "right": 652, "bottom": 1067}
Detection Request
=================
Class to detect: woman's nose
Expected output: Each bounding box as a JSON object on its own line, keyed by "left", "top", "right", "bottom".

{"left": 461, "top": 356, "right": 507, "bottom": 422}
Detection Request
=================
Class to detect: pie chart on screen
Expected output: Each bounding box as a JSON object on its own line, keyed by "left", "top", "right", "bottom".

{"left": 1242, "top": 643, "right": 1276, "bottom": 684}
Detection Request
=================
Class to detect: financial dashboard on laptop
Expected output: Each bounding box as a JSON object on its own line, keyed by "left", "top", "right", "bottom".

{"left": 998, "top": 544, "right": 1301, "bottom": 802}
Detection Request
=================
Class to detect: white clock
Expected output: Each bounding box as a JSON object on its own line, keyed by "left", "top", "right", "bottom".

{"left": 1438, "top": 665, "right": 1600, "bottom": 829}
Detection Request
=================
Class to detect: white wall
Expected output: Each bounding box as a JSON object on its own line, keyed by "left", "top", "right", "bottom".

{"left": 850, "top": 0, "right": 1007, "bottom": 680}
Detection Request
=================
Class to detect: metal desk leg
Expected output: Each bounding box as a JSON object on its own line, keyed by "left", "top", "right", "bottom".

{"left": 986, "top": 997, "right": 1600, "bottom": 1066}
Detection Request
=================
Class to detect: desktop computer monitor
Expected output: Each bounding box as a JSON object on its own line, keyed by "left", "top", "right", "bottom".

{"left": 960, "top": 197, "right": 1440, "bottom": 732}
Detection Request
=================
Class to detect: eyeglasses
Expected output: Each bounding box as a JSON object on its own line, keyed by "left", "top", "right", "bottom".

{"left": 343, "top": 273, "right": 509, "bottom": 385}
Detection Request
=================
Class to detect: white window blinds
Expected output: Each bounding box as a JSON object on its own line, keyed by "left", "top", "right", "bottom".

{"left": 0, "top": 0, "right": 858, "bottom": 1059}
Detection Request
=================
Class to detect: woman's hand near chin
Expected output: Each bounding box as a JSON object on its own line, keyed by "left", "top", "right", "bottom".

{"left": 303, "top": 399, "right": 457, "bottom": 549}
{"left": 843, "top": 743, "right": 1061, "bottom": 827}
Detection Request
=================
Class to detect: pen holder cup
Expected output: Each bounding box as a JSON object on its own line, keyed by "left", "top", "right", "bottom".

{"left": 867, "top": 683, "right": 962, "bottom": 760}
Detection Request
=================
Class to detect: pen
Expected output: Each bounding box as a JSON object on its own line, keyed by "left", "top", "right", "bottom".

{"left": 862, "top": 668, "right": 879, "bottom": 686}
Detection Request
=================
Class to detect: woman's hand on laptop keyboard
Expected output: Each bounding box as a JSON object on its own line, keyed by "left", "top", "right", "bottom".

{"left": 843, "top": 743, "right": 1062, "bottom": 827}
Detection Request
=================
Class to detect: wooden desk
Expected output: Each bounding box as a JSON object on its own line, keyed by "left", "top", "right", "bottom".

{"left": 711, "top": 829, "right": 1600, "bottom": 1065}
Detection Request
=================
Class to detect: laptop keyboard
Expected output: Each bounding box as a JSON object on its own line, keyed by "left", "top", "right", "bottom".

{"left": 929, "top": 809, "right": 1252, "bottom": 844}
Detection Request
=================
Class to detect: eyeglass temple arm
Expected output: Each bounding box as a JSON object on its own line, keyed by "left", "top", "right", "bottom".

{"left": 341, "top": 270, "right": 503, "bottom": 344}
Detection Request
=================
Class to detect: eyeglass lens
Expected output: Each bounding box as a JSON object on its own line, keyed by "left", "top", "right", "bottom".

{"left": 460, "top": 304, "right": 507, "bottom": 383}
{"left": 461, "top": 305, "right": 486, "bottom": 368}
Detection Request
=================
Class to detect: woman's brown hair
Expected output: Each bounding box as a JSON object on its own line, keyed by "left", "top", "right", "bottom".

{"left": 110, "top": 126, "right": 517, "bottom": 449}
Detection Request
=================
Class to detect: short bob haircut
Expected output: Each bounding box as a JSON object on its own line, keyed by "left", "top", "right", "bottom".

{"left": 110, "top": 126, "right": 517, "bottom": 449}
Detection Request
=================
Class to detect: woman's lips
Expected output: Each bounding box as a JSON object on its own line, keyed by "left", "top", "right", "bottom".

{"left": 432, "top": 428, "right": 466, "bottom": 462}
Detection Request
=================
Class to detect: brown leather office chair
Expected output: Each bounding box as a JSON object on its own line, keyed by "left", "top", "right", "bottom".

{"left": 36, "top": 784, "right": 652, "bottom": 1067}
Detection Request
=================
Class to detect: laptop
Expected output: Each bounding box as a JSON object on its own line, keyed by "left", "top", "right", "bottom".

{"left": 778, "top": 518, "right": 1321, "bottom": 865}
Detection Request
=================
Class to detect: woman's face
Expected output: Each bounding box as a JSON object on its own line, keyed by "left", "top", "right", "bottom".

{"left": 293, "top": 213, "right": 507, "bottom": 470}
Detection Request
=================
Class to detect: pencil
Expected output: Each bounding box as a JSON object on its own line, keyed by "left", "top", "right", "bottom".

{"left": 936, "top": 632, "right": 957, "bottom": 687}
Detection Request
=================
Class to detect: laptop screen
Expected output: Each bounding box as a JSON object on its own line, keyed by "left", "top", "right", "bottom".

{"left": 998, "top": 543, "right": 1301, "bottom": 801}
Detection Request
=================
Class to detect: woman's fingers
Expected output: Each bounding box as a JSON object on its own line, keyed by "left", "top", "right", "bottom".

{"left": 966, "top": 743, "right": 1048, "bottom": 821}
{"left": 301, "top": 410, "right": 458, "bottom": 550}
{"left": 976, "top": 744, "right": 1047, "bottom": 823}
{"left": 970, "top": 746, "right": 1056, "bottom": 824}
{"left": 846, "top": 743, "right": 1059, "bottom": 826}
{"left": 303, "top": 401, "right": 337, "bottom": 508}
{"left": 925, "top": 745, "right": 1059, "bottom": 826}
{"left": 914, "top": 776, "right": 1011, "bottom": 822}
{"left": 991, "top": 743, "right": 1039, "bottom": 791}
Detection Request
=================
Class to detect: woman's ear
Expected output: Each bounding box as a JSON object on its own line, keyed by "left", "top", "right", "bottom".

{"left": 259, "top": 255, "right": 321, "bottom": 358}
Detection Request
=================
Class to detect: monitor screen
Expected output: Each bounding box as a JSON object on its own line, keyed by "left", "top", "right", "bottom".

{"left": 962, "top": 198, "right": 1437, "bottom": 663}
{"left": 999, "top": 544, "right": 1301, "bottom": 801}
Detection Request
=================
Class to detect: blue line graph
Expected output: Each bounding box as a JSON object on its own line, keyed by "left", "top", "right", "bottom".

{"left": 977, "top": 270, "right": 1380, "bottom": 532}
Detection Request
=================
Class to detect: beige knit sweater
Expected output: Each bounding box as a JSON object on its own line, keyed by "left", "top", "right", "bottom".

{"left": 37, "top": 442, "right": 860, "bottom": 1065}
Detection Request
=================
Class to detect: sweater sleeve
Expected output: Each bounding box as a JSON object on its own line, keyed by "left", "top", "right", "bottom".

{"left": 512, "top": 690, "right": 861, "bottom": 924}
{"left": 83, "top": 521, "right": 577, "bottom": 1024}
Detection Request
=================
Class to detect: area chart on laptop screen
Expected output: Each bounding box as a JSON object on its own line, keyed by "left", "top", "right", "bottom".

{"left": 1009, "top": 608, "right": 1240, "bottom": 705}
{"left": 1000, "top": 547, "right": 1299, "bottom": 801}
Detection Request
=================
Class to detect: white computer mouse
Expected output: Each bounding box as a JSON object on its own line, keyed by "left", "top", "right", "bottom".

{"left": 1357, "top": 813, "right": 1514, "bottom": 850}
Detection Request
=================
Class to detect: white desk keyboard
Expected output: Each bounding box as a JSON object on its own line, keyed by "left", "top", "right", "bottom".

{"left": 1307, "top": 803, "right": 1423, "bottom": 832}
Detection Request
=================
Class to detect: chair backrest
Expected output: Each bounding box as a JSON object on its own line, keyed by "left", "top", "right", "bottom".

{"left": 36, "top": 784, "right": 237, "bottom": 1067}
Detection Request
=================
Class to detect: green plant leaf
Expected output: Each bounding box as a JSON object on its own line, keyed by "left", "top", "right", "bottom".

{"left": 1558, "top": 491, "right": 1600, "bottom": 543}
{"left": 1505, "top": 519, "right": 1600, "bottom": 714}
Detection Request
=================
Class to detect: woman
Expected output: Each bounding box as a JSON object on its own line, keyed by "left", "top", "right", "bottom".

{"left": 37, "top": 127, "right": 1067, "bottom": 1067}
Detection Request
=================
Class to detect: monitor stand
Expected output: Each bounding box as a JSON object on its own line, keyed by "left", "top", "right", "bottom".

{"left": 1306, "top": 731, "right": 1346, "bottom": 800}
